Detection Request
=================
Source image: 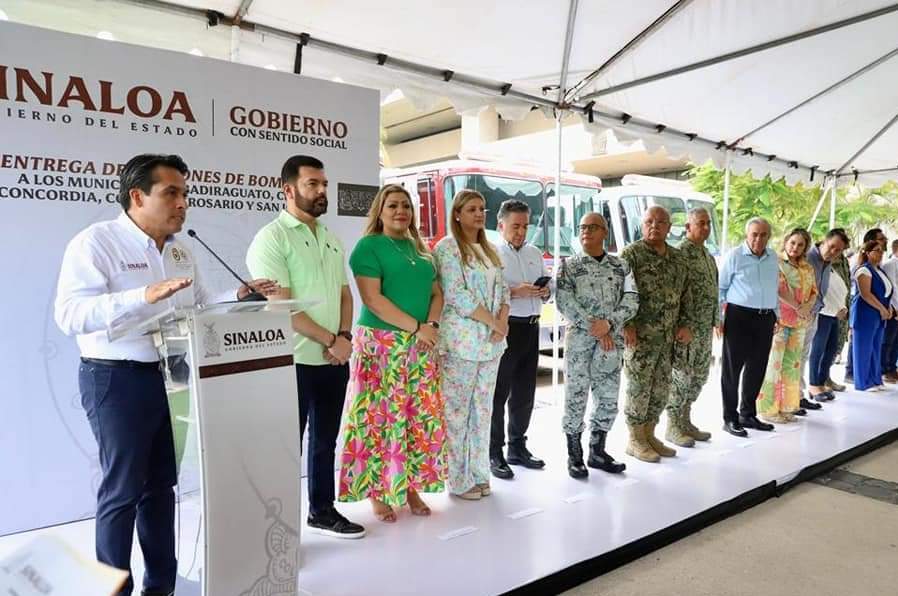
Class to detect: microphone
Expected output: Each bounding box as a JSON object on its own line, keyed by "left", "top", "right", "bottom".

{"left": 187, "top": 229, "right": 267, "bottom": 302}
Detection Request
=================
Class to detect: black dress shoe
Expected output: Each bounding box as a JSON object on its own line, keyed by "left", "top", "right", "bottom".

{"left": 490, "top": 453, "right": 514, "bottom": 479}
{"left": 801, "top": 397, "right": 823, "bottom": 409}
{"left": 507, "top": 444, "right": 546, "bottom": 469}
{"left": 723, "top": 420, "right": 748, "bottom": 437}
{"left": 792, "top": 408, "right": 807, "bottom": 416}
{"left": 739, "top": 415, "right": 774, "bottom": 431}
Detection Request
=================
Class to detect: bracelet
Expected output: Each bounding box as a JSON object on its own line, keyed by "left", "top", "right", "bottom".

{"left": 413, "top": 321, "right": 421, "bottom": 335}
{"left": 337, "top": 330, "right": 353, "bottom": 342}
{"left": 326, "top": 333, "right": 337, "bottom": 348}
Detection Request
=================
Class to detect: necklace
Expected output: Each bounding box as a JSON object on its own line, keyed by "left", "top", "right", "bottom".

{"left": 387, "top": 235, "right": 417, "bottom": 266}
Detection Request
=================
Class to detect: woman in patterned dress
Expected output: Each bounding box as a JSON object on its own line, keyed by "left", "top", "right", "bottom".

{"left": 756, "top": 228, "right": 818, "bottom": 423}
{"left": 434, "top": 190, "right": 510, "bottom": 500}
{"left": 338, "top": 184, "right": 446, "bottom": 522}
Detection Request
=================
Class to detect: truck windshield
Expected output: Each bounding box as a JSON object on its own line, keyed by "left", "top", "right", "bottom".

{"left": 443, "top": 174, "right": 545, "bottom": 246}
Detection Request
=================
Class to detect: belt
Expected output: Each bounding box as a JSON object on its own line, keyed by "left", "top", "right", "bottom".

{"left": 729, "top": 304, "right": 775, "bottom": 316}
{"left": 508, "top": 315, "right": 540, "bottom": 325}
{"left": 81, "top": 357, "right": 161, "bottom": 370}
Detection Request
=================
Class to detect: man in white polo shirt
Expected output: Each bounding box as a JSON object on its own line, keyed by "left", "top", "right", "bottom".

{"left": 54, "top": 154, "right": 276, "bottom": 596}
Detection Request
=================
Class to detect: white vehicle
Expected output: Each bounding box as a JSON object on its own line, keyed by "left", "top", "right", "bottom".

{"left": 596, "top": 174, "right": 721, "bottom": 256}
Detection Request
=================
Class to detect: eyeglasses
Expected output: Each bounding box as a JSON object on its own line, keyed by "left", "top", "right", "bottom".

{"left": 579, "top": 224, "right": 606, "bottom": 233}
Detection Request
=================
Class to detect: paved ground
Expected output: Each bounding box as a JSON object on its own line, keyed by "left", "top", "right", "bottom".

{"left": 563, "top": 441, "right": 898, "bottom": 596}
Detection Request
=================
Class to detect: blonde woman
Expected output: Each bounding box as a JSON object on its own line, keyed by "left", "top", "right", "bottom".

{"left": 756, "top": 228, "right": 818, "bottom": 423}
{"left": 434, "top": 190, "right": 510, "bottom": 500}
{"left": 338, "top": 184, "right": 447, "bottom": 522}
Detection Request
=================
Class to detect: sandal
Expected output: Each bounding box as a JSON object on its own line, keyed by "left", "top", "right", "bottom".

{"left": 370, "top": 499, "right": 397, "bottom": 523}
{"left": 407, "top": 490, "right": 431, "bottom": 516}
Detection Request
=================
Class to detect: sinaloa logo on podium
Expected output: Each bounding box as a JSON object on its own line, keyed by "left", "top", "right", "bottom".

{"left": 223, "top": 327, "right": 288, "bottom": 353}
{"left": 203, "top": 321, "right": 221, "bottom": 358}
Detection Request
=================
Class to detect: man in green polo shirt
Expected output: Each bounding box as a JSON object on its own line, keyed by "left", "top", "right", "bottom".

{"left": 246, "top": 155, "right": 365, "bottom": 539}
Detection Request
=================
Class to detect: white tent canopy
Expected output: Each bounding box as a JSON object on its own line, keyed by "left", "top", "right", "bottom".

{"left": 132, "top": 0, "right": 898, "bottom": 187}
{"left": 6, "top": 0, "right": 898, "bottom": 186}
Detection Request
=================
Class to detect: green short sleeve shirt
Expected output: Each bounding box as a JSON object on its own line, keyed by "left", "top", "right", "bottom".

{"left": 246, "top": 210, "right": 348, "bottom": 365}
{"left": 350, "top": 235, "right": 436, "bottom": 331}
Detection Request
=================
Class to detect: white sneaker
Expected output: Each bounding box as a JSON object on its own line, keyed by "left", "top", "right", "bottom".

{"left": 869, "top": 385, "right": 885, "bottom": 392}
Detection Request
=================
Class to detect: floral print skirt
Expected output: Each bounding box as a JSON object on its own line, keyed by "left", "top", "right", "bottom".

{"left": 338, "top": 326, "right": 447, "bottom": 506}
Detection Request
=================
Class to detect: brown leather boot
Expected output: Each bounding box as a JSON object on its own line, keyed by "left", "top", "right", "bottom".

{"left": 646, "top": 422, "right": 677, "bottom": 457}
{"left": 625, "top": 423, "right": 660, "bottom": 463}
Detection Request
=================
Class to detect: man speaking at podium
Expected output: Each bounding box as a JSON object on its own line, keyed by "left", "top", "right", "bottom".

{"left": 54, "top": 154, "right": 277, "bottom": 596}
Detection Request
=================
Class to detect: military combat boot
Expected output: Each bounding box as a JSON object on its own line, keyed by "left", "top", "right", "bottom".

{"left": 625, "top": 423, "right": 660, "bottom": 463}
{"left": 665, "top": 412, "right": 696, "bottom": 447}
{"left": 683, "top": 404, "right": 711, "bottom": 441}
{"left": 587, "top": 429, "right": 626, "bottom": 473}
{"left": 566, "top": 433, "right": 588, "bottom": 479}
{"left": 646, "top": 422, "right": 677, "bottom": 457}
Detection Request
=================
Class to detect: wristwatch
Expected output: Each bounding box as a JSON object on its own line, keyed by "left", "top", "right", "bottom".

{"left": 337, "top": 330, "right": 353, "bottom": 342}
{"left": 426, "top": 321, "right": 440, "bottom": 329}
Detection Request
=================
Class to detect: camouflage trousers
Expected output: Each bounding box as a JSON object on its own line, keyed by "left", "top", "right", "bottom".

{"left": 624, "top": 337, "right": 674, "bottom": 426}
{"left": 668, "top": 331, "right": 713, "bottom": 416}
{"left": 562, "top": 329, "right": 623, "bottom": 435}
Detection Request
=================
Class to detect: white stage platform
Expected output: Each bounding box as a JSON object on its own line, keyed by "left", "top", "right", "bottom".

{"left": 3, "top": 365, "right": 898, "bottom": 595}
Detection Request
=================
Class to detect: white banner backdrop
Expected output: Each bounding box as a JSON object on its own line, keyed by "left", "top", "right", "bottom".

{"left": 0, "top": 21, "right": 379, "bottom": 536}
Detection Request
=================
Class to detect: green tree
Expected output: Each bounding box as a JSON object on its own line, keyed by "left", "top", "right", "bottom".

{"left": 688, "top": 162, "right": 898, "bottom": 248}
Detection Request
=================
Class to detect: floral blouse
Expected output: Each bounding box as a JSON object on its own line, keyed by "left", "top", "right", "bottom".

{"left": 778, "top": 256, "right": 818, "bottom": 328}
{"left": 433, "top": 236, "right": 510, "bottom": 362}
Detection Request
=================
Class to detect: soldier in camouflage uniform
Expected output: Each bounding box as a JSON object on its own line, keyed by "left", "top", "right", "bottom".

{"left": 667, "top": 207, "right": 718, "bottom": 447}
{"left": 556, "top": 213, "right": 638, "bottom": 478}
{"left": 621, "top": 206, "right": 694, "bottom": 463}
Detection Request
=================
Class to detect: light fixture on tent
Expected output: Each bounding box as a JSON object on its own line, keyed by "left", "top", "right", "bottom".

{"left": 0, "top": 9, "right": 8, "bottom": 20}
{"left": 264, "top": 64, "right": 278, "bottom": 71}
{"left": 96, "top": 31, "right": 115, "bottom": 41}
{"left": 189, "top": 48, "right": 204, "bottom": 57}
{"left": 332, "top": 76, "right": 345, "bottom": 83}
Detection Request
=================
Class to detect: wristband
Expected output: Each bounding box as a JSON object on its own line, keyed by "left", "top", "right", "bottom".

{"left": 337, "top": 330, "right": 353, "bottom": 342}
{"left": 413, "top": 321, "right": 421, "bottom": 335}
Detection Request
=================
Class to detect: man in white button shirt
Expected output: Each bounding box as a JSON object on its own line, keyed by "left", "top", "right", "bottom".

{"left": 489, "top": 199, "right": 550, "bottom": 480}
{"left": 54, "top": 154, "right": 276, "bottom": 596}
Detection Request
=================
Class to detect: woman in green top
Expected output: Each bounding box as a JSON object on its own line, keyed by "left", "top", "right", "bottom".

{"left": 337, "top": 184, "right": 447, "bottom": 523}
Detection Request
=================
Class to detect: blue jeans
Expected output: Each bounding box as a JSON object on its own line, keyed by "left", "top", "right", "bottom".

{"left": 79, "top": 360, "right": 177, "bottom": 596}
{"left": 809, "top": 315, "right": 841, "bottom": 386}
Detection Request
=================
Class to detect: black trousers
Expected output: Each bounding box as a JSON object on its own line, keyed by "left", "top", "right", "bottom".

{"left": 295, "top": 363, "right": 349, "bottom": 516}
{"left": 490, "top": 320, "right": 540, "bottom": 454}
{"left": 720, "top": 304, "right": 776, "bottom": 423}
{"left": 79, "top": 360, "right": 177, "bottom": 596}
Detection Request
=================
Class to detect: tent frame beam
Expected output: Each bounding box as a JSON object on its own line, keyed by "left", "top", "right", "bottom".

{"left": 578, "top": 3, "right": 898, "bottom": 101}
{"left": 121, "top": 0, "right": 878, "bottom": 182}
{"left": 836, "top": 110, "right": 898, "bottom": 174}
{"left": 565, "top": 0, "right": 694, "bottom": 102}
{"left": 735, "top": 46, "right": 898, "bottom": 145}
{"left": 557, "top": 0, "right": 579, "bottom": 102}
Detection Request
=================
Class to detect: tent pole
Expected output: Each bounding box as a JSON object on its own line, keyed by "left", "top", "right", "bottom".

{"left": 721, "top": 151, "right": 731, "bottom": 253}
{"left": 229, "top": 24, "right": 240, "bottom": 62}
{"left": 829, "top": 177, "right": 838, "bottom": 229}
{"left": 565, "top": 0, "right": 694, "bottom": 102}
{"left": 807, "top": 177, "right": 832, "bottom": 229}
{"left": 836, "top": 110, "right": 898, "bottom": 174}
{"left": 551, "top": 111, "right": 563, "bottom": 401}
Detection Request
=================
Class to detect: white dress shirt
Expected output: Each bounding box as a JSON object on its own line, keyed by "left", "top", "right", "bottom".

{"left": 820, "top": 269, "right": 848, "bottom": 317}
{"left": 54, "top": 213, "right": 222, "bottom": 362}
{"left": 497, "top": 241, "right": 548, "bottom": 317}
{"left": 880, "top": 258, "right": 898, "bottom": 310}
